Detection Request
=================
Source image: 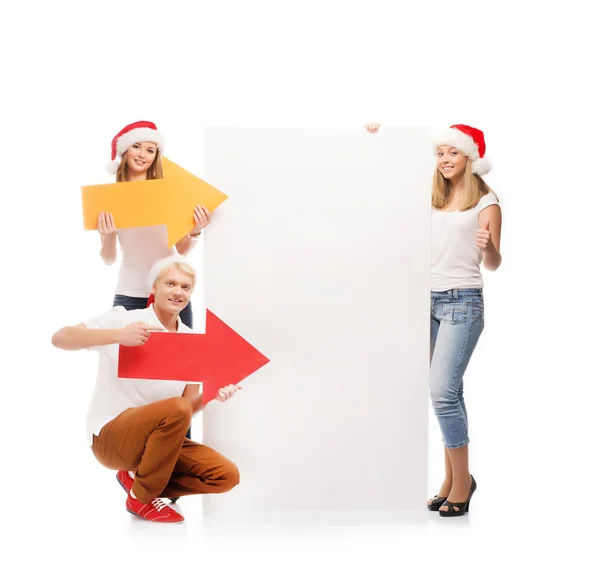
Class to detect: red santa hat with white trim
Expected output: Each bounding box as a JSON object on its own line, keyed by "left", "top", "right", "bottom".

{"left": 106, "top": 120, "right": 165, "bottom": 174}
{"left": 433, "top": 124, "right": 491, "bottom": 176}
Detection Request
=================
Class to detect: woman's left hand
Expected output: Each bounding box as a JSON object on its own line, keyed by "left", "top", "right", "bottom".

{"left": 475, "top": 221, "right": 495, "bottom": 253}
{"left": 190, "top": 204, "right": 211, "bottom": 236}
{"left": 365, "top": 122, "right": 381, "bottom": 134}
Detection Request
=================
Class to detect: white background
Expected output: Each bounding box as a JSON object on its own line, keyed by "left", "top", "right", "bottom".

{"left": 1, "top": 0, "right": 598, "bottom": 584}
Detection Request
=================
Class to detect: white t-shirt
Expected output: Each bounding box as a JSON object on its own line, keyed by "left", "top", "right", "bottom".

{"left": 116, "top": 225, "right": 176, "bottom": 297}
{"left": 83, "top": 305, "right": 193, "bottom": 445}
{"left": 431, "top": 193, "right": 500, "bottom": 292}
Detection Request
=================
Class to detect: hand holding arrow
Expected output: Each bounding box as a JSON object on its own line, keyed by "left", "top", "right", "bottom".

{"left": 118, "top": 310, "right": 270, "bottom": 404}
{"left": 81, "top": 157, "right": 229, "bottom": 247}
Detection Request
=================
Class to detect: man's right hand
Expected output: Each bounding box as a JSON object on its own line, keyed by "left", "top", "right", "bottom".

{"left": 116, "top": 322, "right": 166, "bottom": 346}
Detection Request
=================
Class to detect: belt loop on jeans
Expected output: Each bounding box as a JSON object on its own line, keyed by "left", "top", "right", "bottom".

{"left": 452, "top": 289, "right": 459, "bottom": 299}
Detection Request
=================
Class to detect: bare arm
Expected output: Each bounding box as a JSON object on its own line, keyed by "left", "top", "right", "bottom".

{"left": 182, "top": 384, "right": 204, "bottom": 415}
{"left": 175, "top": 232, "right": 200, "bottom": 256}
{"left": 175, "top": 205, "right": 211, "bottom": 256}
{"left": 51, "top": 323, "right": 121, "bottom": 351}
{"left": 51, "top": 322, "right": 164, "bottom": 351}
{"left": 98, "top": 212, "right": 118, "bottom": 265}
{"left": 182, "top": 383, "right": 242, "bottom": 415}
{"left": 100, "top": 234, "right": 118, "bottom": 265}
{"left": 478, "top": 204, "right": 502, "bottom": 271}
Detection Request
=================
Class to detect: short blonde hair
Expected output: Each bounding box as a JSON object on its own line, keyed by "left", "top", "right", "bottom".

{"left": 147, "top": 255, "right": 196, "bottom": 291}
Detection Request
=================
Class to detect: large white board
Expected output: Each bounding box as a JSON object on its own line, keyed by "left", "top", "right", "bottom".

{"left": 202, "top": 127, "right": 431, "bottom": 514}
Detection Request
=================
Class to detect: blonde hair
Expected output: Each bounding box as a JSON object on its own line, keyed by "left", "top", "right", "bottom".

{"left": 148, "top": 256, "right": 197, "bottom": 292}
{"left": 116, "top": 147, "right": 163, "bottom": 182}
{"left": 431, "top": 158, "right": 495, "bottom": 211}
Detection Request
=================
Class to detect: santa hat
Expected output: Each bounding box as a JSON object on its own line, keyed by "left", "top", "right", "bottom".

{"left": 433, "top": 124, "right": 491, "bottom": 175}
{"left": 106, "top": 120, "right": 165, "bottom": 174}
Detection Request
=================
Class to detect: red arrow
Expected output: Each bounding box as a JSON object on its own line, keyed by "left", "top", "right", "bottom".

{"left": 118, "top": 310, "right": 270, "bottom": 404}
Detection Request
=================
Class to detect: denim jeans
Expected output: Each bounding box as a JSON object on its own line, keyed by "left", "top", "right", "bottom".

{"left": 113, "top": 295, "right": 193, "bottom": 329}
{"left": 430, "top": 289, "right": 484, "bottom": 449}
{"left": 112, "top": 294, "right": 193, "bottom": 440}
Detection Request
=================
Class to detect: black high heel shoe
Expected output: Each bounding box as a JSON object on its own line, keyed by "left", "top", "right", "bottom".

{"left": 427, "top": 495, "right": 449, "bottom": 511}
{"left": 439, "top": 475, "right": 477, "bottom": 517}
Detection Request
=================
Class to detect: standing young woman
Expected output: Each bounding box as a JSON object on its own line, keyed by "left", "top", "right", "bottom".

{"left": 365, "top": 123, "right": 502, "bottom": 516}
{"left": 98, "top": 120, "right": 210, "bottom": 328}
{"left": 97, "top": 120, "right": 210, "bottom": 449}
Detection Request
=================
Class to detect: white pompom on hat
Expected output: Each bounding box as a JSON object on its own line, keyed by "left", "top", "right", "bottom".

{"left": 433, "top": 124, "right": 491, "bottom": 175}
{"left": 106, "top": 120, "right": 165, "bottom": 174}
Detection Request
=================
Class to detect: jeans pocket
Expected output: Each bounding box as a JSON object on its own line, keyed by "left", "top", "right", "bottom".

{"left": 468, "top": 298, "right": 484, "bottom": 322}
{"left": 442, "top": 303, "right": 467, "bottom": 325}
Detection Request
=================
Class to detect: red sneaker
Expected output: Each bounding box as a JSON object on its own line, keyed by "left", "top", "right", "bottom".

{"left": 126, "top": 493, "right": 184, "bottom": 524}
{"left": 116, "top": 470, "right": 134, "bottom": 493}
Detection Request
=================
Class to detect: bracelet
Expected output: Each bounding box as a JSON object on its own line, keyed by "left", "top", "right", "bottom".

{"left": 188, "top": 231, "right": 201, "bottom": 240}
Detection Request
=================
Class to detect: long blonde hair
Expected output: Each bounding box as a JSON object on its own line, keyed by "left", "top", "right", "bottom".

{"left": 431, "top": 159, "right": 494, "bottom": 211}
{"left": 116, "top": 149, "right": 163, "bottom": 182}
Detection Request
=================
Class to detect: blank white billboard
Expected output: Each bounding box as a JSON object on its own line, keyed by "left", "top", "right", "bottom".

{"left": 202, "top": 127, "right": 431, "bottom": 514}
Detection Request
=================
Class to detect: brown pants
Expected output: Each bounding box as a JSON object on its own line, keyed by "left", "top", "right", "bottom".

{"left": 91, "top": 397, "right": 239, "bottom": 504}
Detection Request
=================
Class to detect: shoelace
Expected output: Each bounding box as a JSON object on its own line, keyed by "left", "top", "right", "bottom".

{"left": 150, "top": 498, "right": 168, "bottom": 512}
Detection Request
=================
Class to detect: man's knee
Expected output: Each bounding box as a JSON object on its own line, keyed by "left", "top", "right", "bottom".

{"left": 218, "top": 460, "right": 240, "bottom": 493}
{"left": 163, "top": 396, "right": 193, "bottom": 423}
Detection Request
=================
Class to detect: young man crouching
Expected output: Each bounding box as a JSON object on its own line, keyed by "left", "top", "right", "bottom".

{"left": 52, "top": 256, "right": 240, "bottom": 524}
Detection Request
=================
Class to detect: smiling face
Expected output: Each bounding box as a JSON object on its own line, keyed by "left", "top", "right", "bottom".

{"left": 124, "top": 141, "right": 158, "bottom": 176}
{"left": 152, "top": 267, "right": 194, "bottom": 317}
{"left": 436, "top": 144, "right": 468, "bottom": 181}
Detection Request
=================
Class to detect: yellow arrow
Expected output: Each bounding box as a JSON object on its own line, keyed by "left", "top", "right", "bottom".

{"left": 81, "top": 157, "right": 229, "bottom": 247}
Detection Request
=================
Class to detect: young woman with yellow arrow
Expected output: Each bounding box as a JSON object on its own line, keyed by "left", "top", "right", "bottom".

{"left": 97, "top": 120, "right": 210, "bottom": 329}
{"left": 96, "top": 120, "right": 209, "bottom": 451}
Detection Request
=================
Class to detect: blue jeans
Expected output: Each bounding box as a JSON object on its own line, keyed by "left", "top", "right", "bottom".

{"left": 112, "top": 294, "right": 193, "bottom": 440}
{"left": 113, "top": 295, "right": 193, "bottom": 329}
{"left": 430, "top": 289, "right": 484, "bottom": 449}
